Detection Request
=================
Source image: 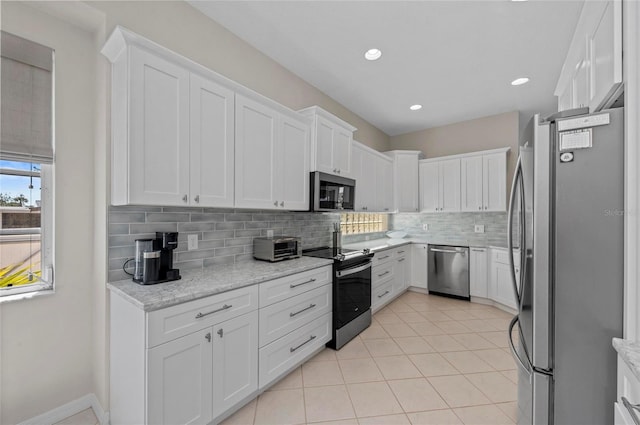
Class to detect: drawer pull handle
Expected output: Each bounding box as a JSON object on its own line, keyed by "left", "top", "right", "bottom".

{"left": 378, "top": 271, "right": 390, "bottom": 277}
{"left": 397, "top": 250, "right": 405, "bottom": 254}
{"left": 290, "top": 335, "right": 316, "bottom": 353}
{"left": 205, "top": 332, "right": 211, "bottom": 343}
{"left": 378, "top": 290, "right": 390, "bottom": 298}
{"left": 195, "top": 304, "right": 232, "bottom": 319}
{"left": 290, "top": 303, "right": 317, "bottom": 317}
{"left": 290, "top": 278, "right": 316, "bottom": 289}
{"left": 472, "top": 249, "right": 485, "bottom": 252}
{"left": 622, "top": 397, "right": 640, "bottom": 425}
{"left": 378, "top": 255, "right": 390, "bottom": 260}
{"left": 217, "top": 328, "right": 224, "bottom": 338}
{"left": 398, "top": 258, "right": 405, "bottom": 262}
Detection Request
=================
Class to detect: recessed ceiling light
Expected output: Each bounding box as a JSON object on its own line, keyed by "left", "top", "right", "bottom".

{"left": 511, "top": 0, "right": 528, "bottom": 2}
{"left": 364, "top": 48, "right": 382, "bottom": 61}
{"left": 511, "top": 77, "right": 530, "bottom": 86}
{"left": 410, "top": 104, "right": 422, "bottom": 111}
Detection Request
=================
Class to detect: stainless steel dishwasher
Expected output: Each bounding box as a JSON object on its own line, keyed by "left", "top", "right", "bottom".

{"left": 427, "top": 245, "right": 470, "bottom": 299}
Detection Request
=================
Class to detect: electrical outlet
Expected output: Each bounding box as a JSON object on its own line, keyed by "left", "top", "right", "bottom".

{"left": 474, "top": 224, "right": 485, "bottom": 233}
{"left": 187, "top": 234, "right": 198, "bottom": 250}
{"left": 266, "top": 229, "right": 274, "bottom": 238}
{"left": 422, "top": 223, "right": 429, "bottom": 231}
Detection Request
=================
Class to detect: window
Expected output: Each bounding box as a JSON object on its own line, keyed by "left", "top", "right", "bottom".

{"left": 0, "top": 31, "right": 54, "bottom": 302}
{"left": 340, "top": 213, "right": 388, "bottom": 235}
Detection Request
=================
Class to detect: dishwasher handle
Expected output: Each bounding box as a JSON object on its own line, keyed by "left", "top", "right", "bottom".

{"left": 430, "top": 247, "right": 466, "bottom": 254}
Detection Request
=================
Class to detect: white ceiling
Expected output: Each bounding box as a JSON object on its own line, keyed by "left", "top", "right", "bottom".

{"left": 188, "top": 0, "right": 584, "bottom": 136}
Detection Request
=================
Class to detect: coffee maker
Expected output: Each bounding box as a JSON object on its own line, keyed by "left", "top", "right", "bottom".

{"left": 153, "top": 231, "right": 181, "bottom": 283}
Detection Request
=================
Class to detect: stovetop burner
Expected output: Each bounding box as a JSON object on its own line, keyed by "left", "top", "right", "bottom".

{"left": 302, "top": 246, "right": 370, "bottom": 261}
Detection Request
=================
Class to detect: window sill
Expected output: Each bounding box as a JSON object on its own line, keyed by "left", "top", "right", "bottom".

{"left": 0, "top": 284, "right": 54, "bottom": 304}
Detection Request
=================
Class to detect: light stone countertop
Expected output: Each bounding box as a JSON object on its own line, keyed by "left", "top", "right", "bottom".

{"left": 107, "top": 256, "right": 334, "bottom": 312}
{"left": 613, "top": 338, "right": 640, "bottom": 381}
{"left": 344, "top": 238, "right": 513, "bottom": 252}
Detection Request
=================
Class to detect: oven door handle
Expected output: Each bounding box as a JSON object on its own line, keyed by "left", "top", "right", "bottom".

{"left": 337, "top": 262, "right": 372, "bottom": 278}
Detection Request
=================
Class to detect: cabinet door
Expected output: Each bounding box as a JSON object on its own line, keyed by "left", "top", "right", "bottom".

{"left": 278, "top": 115, "right": 310, "bottom": 210}
{"left": 482, "top": 153, "right": 507, "bottom": 211}
{"left": 411, "top": 244, "right": 428, "bottom": 289}
{"left": 333, "top": 126, "right": 353, "bottom": 177}
{"left": 351, "top": 144, "right": 366, "bottom": 211}
{"left": 212, "top": 311, "right": 259, "bottom": 419}
{"left": 129, "top": 46, "right": 190, "bottom": 205}
{"left": 589, "top": 0, "right": 622, "bottom": 111}
{"left": 315, "top": 116, "right": 335, "bottom": 174}
{"left": 460, "top": 156, "right": 484, "bottom": 212}
{"left": 235, "top": 94, "right": 278, "bottom": 208}
{"left": 359, "top": 148, "right": 377, "bottom": 211}
{"left": 419, "top": 162, "right": 439, "bottom": 212}
{"left": 189, "top": 74, "right": 235, "bottom": 207}
{"left": 148, "top": 329, "right": 213, "bottom": 425}
{"left": 572, "top": 55, "right": 590, "bottom": 109}
{"left": 469, "top": 248, "right": 488, "bottom": 298}
{"left": 439, "top": 159, "right": 461, "bottom": 212}
{"left": 494, "top": 262, "right": 517, "bottom": 310}
{"left": 394, "top": 154, "right": 420, "bottom": 212}
{"left": 376, "top": 156, "right": 394, "bottom": 212}
{"left": 558, "top": 82, "right": 573, "bottom": 112}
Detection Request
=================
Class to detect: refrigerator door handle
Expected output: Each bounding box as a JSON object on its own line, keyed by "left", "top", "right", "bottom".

{"left": 508, "top": 315, "right": 531, "bottom": 376}
{"left": 508, "top": 154, "right": 523, "bottom": 308}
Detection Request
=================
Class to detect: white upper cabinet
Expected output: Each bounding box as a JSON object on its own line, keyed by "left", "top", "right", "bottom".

{"left": 299, "top": 106, "right": 356, "bottom": 177}
{"left": 419, "top": 158, "right": 460, "bottom": 213}
{"left": 555, "top": 0, "right": 622, "bottom": 112}
{"left": 461, "top": 149, "right": 509, "bottom": 212}
{"left": 103, "top": 27, "right": 311, "bottom": 210}
{"left": 352, "top": 141, "right": 393, "bottom": 212}
{"left": 190, "top": 74, "right": 235, "bottom": 207}
{"left": 235, "top": 94, "right": 311, "bottom": 210}
{"left": 235, "top": 94, "right": 278, "bottom": 209}
{"left": 385, "top": 150, "right": 423, "bottom": 212}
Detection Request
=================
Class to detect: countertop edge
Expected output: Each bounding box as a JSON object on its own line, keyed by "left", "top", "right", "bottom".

{"left": 107, "top": 257, "right": 334, "bottom": 312}
{"left": 613, "top": 337, "right": 640, "bottom": 381}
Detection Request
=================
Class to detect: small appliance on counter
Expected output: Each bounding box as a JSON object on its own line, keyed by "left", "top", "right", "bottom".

{"left": 253, "top": 236, "right": 301, "bottom": 262}
{"left": 125, "top": 232, "right": 181, "bottom": 285}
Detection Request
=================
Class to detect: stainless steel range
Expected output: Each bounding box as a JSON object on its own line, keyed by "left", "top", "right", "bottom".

{"left": 302, "top": 247, "right": 373, "bottom": 350}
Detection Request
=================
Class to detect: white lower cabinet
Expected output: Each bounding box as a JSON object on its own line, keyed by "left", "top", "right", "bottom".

{"left": 371, "top": 245, "right": 412, "bottom": 312}
{"left": 411, "top": 244, "right": 428, "bottom": 290}
{"left": 212, "top": 311, "right": 259, "bottom": 419}
{"left": 488, "top": 248, "right": 519, "bottom": 310}
{"left": 469, "top": 247, "right": 488, "bottom": 298}
{"left": 616, "top": 355, "right": 640, "bottom": 424}
{"left": 110, "top": 266, "right": 333, "bottom": 425}
{"left": 148, "top": 328, "right": 213, "bottom": 425}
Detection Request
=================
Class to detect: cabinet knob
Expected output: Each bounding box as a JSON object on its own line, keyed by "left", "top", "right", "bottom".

{"left": 182, "top": 195, "right": 188, "bottom": 203}
{"left": 274, "top": 201, "right": 278, "bottom": 207}
{"left": 333, "top": 168, "right": 337, "bottom": 173}
{"left": 280, "top": 201, "right": 284, "bottom": 207}
{"left": 217, "top": 328, "right": 224, "bottom": 338}
{"left": 478, "top": 206, "right": 481, "bottom": 210}
{"left": 194, "top": 195, "right": 200, "bottom": 203}
{"left": 205, "top": 332, "right": 211, "bottom": 343}
{"left": 485, "top": 206, "right": 488, "bottom": 210}
{"left": 384, "top": 208, "right": 389, "bottom": 211}
{"left": 337, "top": 169, "right": 341, "bottom": 174}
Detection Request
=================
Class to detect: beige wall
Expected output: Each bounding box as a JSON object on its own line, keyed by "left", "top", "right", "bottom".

{"left": 390, "top": 111, "right": 520, "bottom": 192}
{"left": 91, "top": 1, "right": 390, "bottom": 152}
{"left": 0, "top": 2, "right": 101, "bottom": 423}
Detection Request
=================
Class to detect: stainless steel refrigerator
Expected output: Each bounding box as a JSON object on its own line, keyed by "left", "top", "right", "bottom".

{"left": 507, "top": 107, "right": 624, "bottom": 424}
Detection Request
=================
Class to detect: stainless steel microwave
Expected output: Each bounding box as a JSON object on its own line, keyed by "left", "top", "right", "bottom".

{"left": 310, "top": 171, "right": 356, "bottom": 212}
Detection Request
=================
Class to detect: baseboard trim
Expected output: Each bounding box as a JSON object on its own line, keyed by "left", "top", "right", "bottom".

{"left": 19, "top": 393, "right": 109, "bottom": 425}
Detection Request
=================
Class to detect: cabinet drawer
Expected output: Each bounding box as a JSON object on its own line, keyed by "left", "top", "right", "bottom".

{"left": 373, "top": 261, "right": 394, "bottom": 287}
{"left": 491, "top": 248, "right": 521, "bottom": 267}
{"left": 259, "top": 312, "right": 331, "bottom": 389}
{"left": 373, "top": 249, "right": 395, "bottom": 267}
{"left": 259, "top": 284, "right": 332, "bottom": 347}
{"left": 372, "top": 280, "right": 394, "bottom": 310}
{"left": 147, "top": 285, "right": 258, "bottom": 348}
{"left": 259, "top": 266, "right": 332, "bottom": 307}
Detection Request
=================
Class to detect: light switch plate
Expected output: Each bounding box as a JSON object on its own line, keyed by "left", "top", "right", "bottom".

{"left": 187, "top": 234, "right": 198, "bottom": 250}
{"left": 474, "top": 224, "right": 485, "bottom": 233}
{"left": 266, "top": 229, "right": 274, "bottom": 238}
{"left": 422, "top": 223, "right": 429, "bottom": 231}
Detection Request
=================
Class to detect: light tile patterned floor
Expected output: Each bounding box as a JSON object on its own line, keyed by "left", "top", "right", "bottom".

{"left": 222, "top": 292, "right": 518, "bottom": 425}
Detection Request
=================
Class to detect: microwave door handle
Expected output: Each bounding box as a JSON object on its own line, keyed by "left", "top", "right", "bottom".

{"left": 337, "top": 262, "right": 372, "bottom": 278}
{"left": 508, "top": 154, "right": 523, "bottom": 309}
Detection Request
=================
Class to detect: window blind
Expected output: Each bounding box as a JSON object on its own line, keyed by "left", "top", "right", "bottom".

{"left": 1, "top": 31, "right": 53, "bottom": 164}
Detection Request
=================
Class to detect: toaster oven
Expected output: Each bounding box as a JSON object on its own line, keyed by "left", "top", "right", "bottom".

{"left": 253, "top": 237, "right": 302, "bottom": 262}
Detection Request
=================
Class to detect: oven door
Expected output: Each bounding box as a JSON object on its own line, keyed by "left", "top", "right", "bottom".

{"left": 335, "top": 259, "right": 372, "bottom": 329}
